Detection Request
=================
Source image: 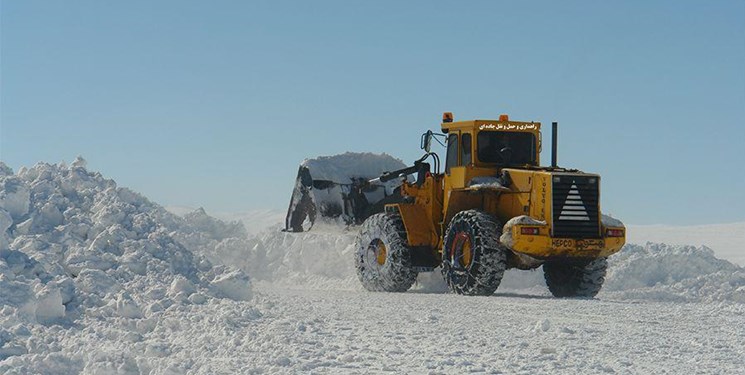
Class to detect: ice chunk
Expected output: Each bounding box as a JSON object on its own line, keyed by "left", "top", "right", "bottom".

{"left": 169, "top": 275, "right": 196, "bottom": 296}
{"left": 0, "top": 210, "right": 12, "bottom": 252}
{"left": 534, "top": 318, "right": 551, "bottom": 332}
{"left": 114, "top": 292, "right": 143, "bottom": 319}
{"left": 0, "top": 162, "right": 13, "bottom": 176}
{"left": 35, "top": 286, "right": 66, "bottom": 324}
{"left": 0, "top": 176, "right": 31, "bottom": 220}
{"left": 71, "top": 156, "right": 87, "bottom": 169}
{"left": 210, "top": 269, "right": 252, "bottom": 301}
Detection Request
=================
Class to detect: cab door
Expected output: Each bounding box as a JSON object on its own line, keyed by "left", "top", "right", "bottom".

{"left": 444, "top": 131, "right": 472, "bottom": 190}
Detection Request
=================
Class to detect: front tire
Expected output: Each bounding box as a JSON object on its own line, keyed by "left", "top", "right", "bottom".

{"left": 441, "top": 210, "right": 507, "bottom": 296}
{"left": 543, "top": 258, "right": 608, "bottom": 298}
{"left": 354, "top": 213, "right": 417, "bottom": 292}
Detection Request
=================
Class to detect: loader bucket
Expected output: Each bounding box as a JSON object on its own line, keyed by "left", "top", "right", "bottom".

{"left": 284, "top": 152, "right": 409, "bottom": 232}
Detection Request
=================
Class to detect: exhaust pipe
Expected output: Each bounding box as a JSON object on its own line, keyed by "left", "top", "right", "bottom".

{"left": 551, "top": 122, "right": 558, "bottom": 168}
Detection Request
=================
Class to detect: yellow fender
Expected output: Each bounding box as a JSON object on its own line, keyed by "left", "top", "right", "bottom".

{"left": 385, "top": 203, "right": 438, "bottom": 249}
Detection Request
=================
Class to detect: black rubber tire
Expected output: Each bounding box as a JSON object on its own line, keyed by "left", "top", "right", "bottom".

{"left": 354, "top": 213, "right": 417, "bottom": 292}
{"left": 543, "top": 258, "right": 608, "bottom": 298}
{"left": 441, "top": 210, "right": 507, "bottom": 296}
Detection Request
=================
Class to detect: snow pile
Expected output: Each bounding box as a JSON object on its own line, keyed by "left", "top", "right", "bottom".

{"left": 468, "top": 176, "right": 506, "bottom": 189}
{"left": 0, "top": 159, "right": 252, "bottom": 371}
{"left": 170, "top": 207, "right": 253, "bottom": 269}
{"left": 466, "top": 176, "right": 511, "bottom": 192}
{"left": 603, "top": 243, "right": 745, "bottom": 303}
{"left": 301, "top": 152, "right": 407, "bottom": 184}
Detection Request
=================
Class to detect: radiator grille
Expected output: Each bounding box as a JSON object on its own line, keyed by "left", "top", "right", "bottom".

{"left": 552, "top": 175, "right": 600, "bottom": 238}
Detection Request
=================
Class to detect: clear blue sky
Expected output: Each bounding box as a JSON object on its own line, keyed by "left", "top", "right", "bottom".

{"left": 1, "top": 1, "right": 744, "bottom": 225}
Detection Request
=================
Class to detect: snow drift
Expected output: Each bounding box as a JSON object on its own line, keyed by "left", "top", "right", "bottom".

{"left": 0, "top": 158, "right": 253, "bottom": 372}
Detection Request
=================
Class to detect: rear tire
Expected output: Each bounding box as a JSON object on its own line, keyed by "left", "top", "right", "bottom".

{"left": 354, "top": 213, "right": 417, "bottom": 292}
{"left": 543, "top": 258, "right": 608, "bottom": 298}
{"left": 441, "top": 210, "right": 507, "bottom": 296}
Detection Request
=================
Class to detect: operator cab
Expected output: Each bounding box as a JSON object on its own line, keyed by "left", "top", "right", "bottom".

{"left": 441, "top": 113, "right": 541, "bottom": 174}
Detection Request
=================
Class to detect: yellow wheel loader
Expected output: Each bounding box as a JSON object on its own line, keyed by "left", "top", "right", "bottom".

{"left": 287, "top": 113, "right": 626, "bottom": 297}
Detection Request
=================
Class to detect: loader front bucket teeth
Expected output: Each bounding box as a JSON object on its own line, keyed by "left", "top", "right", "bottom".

{"left": 284, "top": 153, "right": 410, "bottom": 232}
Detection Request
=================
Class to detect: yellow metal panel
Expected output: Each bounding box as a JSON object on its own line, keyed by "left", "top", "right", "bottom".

{"left": 506, "top": 169, "right": 534, "bottom": 192}
{"left": 396, "top": 204, "right": 438, "bottom": 247}
{"left": 400, "top": 174, "right": 444, "bottom": 236}
{"left": 443, "top": 190, "right": 488, "bottom": 229}
{"left": 447, "top": 167, "right": 467, "bottom": 189}
{"left": 530, "top": 173, "right": 551, "bottom": 222}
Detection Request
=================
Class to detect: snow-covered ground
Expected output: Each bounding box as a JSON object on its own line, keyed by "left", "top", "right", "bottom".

{"left": 248, "top": 286, "right": 745, "bottom": 374}
{"left": 2, "top": 160, "right": 744, "bottom": 374}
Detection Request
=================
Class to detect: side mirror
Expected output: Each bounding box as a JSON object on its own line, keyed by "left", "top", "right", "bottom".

{"left": 420, "top": 130, "right": 433, "bottom": 153}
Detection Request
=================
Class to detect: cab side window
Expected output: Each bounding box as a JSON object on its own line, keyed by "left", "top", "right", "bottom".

{"left": 445, "top": 133, "right": 458, "bottom": 174}
{"left": 461, "top": 133, "right": 472, "bottom": 166}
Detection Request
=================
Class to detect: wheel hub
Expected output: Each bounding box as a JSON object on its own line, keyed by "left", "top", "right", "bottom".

{"left": 368, "top": 239, "right": 387, "bottom": 266}
{"left": 451, "top": 231, "right": 473, "bottom": 268}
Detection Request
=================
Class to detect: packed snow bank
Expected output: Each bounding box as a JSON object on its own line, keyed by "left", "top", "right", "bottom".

{"left": 0, "top": 159, "right": 253, "bottom": 370}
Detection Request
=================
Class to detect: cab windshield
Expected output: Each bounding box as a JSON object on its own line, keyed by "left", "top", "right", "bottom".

{"left": 477, "top": 131, "right": 537, "bottom": 165}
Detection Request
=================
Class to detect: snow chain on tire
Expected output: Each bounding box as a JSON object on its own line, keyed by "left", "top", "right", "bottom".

{"left": 441, "top": 210, "right": 507, "bottom": 296}
{"left": 354, "top": 213, "right": 418, "bottom": 292}
{"left": 543, "top": 258, "right": 608, "bottom": 298}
